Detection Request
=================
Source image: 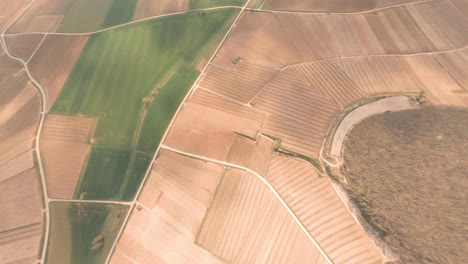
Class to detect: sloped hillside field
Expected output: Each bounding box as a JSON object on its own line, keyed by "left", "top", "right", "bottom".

{"left": 51, "top": 9, "right": 237, "bottom": 200}
{"left": 343, "top": 106, "right": 468, "bottom": 263}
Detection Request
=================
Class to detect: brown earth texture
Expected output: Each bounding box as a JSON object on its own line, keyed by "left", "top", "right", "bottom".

{"left": 342, "top": 106, "right": 468, "bottom": 263}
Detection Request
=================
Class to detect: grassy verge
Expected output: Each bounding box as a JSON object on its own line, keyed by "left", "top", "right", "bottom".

{"left": 343, "top": 106, "right": 468, "bottom": 263}
{"left": 46, "top": 202, "right": 128, "bottom": 264}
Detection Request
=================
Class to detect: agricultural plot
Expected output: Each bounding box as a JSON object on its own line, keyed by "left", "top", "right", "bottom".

{"left": 111, "top": 150, "right": 225, "bottom": 263}
{"left": 227, "top": 134, "right": 274, "bottom": 175}
{"left": 213, "top": 11, "right": 302, "bottom": 69}
{"left": 405, "top": 54, "right": 466, "bottom": 106}
{"left": 200, "top": 61, "right": 278, "bottom": 104}
{"left": 197, "top": 169, "right": 327, "bottom": 263}
{"left": 165, "top": 89, "right": 266, "bottom": 160}
{"left": 46, "top": 202, "right": 128, "bottom": 264}
{"left": 50, "top": 9, "right": 237, "bottom": 201}
{"left": 433, "top": 48, "right": 468, "bottom": 91}
{"left": 5, "top": 34, "right": 46, "bottom": 62}
{"left": 0, "top": 0, "right": 30, "bottom": 32}
{"left": 262, "top": 0, "right": 376, "bottom": 12}
{"left": 8, "top": 0, "right": 138, "bottom": 33}
{"left": 28, "top": 34, "right": 89, "bottom": 110}
{"left": 133, "top": 0, "right": 189, "bottom": 20}
{"left": 190, "top": 0, "right": 246, "bottom": 9}
{"left": 332, "top": 56, "right": 424, "bottom": 95}
{"left": 41, "top": 115, "right": 93, "bottom": 199}
{"left": 0, "top": 169, "right": 43, "bottom": 264}
{"left": 266, "top": 155, "right": 384, "bottom": 263}
{"left": 0, "top": 54, "right": 22, "bottom": 79}
{"left": 251, "top": 69, "right": 339, "bottom": 158}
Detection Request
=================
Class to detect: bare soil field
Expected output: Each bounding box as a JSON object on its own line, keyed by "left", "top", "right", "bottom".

{"left": 227, "top": 134, "right": 274, "bottom": 175}
{"left": 5, "top": 34, "right": 46, "bottom": 62}
{"left": 275, "top": 14, "right": 339, "bottom": 61}
{"left": 0, "top": 73, "right": 29, "bottom": 105}
{"left": 266, "top": 154, "right": 384, "bottom": 263}
{"left": 199, "top": 61, "right": 278, "bottom": 104}
{"left": 292, "top": 60, "right": 366, "bottom": 107}
{"left": 41, "top": 115, "right": 93, "bottom": 199}
{"left": 112, "top": 150, "right": 225, "bottom": 263}
{"left": 449, "top": 0, "right": 468, "bottom": 16}
{"left": 330, "top": 96, "right": 414, "bottom": 158}
{"left": 405, "top": 0, "right": 468, "bottom": 50}
{"left": 0, "top": 0, "right": 30, "bottom": 32}
{"left": 0, "top": 169, "right": 43, "bottom": 264}
{"left": 405, "top": 54, "right": 466, "bottom": 106}
{"left": 0, "top": 150, "right": 34, "bottom": 183}
{"left": 197, "top": 169, "right": 327, "bottom": 263}
{"left": 28, "top": 34, "right": 89, "bottom": 109}
{"left": 0, "top": 54, "right": 22, "bottom": 78}
{"left": 332, "top": 56, "right": 424, "bottom": 95}
{"left": 252, "top": 69, "right": 339, "bottom": 157}
{"left": 165, "top": 89, "right": 266, "bottom": 160}
{"left": 8, "top": 0, "right": 73, "bottom": 33}
{"left": 133, "top": 0, "right": 189, "bottom": 20}
{"left": 263, "top": 0, "right": 376, "bottom": 12}
{"left": 343, "top": 106, "right": 468, "bottom": 263}
{"left": 138, "top": 149, "right": 224, "bottom": 239}
{"left": 433, "top": 48, "right": 468, "bottom": 91}
{"left": 212, "top": 11, "right": 302, "bottom": 69}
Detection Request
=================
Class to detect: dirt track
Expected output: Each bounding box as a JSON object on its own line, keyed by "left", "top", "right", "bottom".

{"left": 330, "top": 96, "right": 414, "bottom": 157}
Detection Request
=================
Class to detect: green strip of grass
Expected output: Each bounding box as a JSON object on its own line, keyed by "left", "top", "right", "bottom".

{"left": 137, "top": 65, "right": 199, "bottom": 153}
{"left": 101, "top": 0, "right": 138, "bottom": 28}
{"left": 75, "top": 147, "right": 131, "bottom": 200}
{"left": 46, "top": 202, "right": 128, "bottom": 264}
{"left": 190, "top": 0, "right": 246, "bottom": 9}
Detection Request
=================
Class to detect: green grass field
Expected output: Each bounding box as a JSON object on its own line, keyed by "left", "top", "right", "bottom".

{"left": 46, "top": 202, "right": 128, "bottom": 264}
{"left": 75, "top": 147, "right": 130, "bottom": 200}
{"left": 53, "top": 9, "right": 237, "bottom": 201}
{"left": 190, "top": 0, "right": 246, "bottom": 9}
{"left": 59, "top": 0, "right": 137, "bottom": 33}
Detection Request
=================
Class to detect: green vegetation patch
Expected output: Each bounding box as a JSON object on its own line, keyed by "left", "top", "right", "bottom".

{"left": 137, "top": 65, "right": 199, "bottom": 153}
{"left": 101, "top": 0, "right": 138, "bottom": 28}
{"left": 53, "top": 9, "right": 237, "bottom": 201}
{"left": 343, "top": 106, "right": 468, "bottom": 263}
{"left": 75, "top": 147, "right": 131, "bottom": 200}
{"left": 53, "top": 9, "right": 237, "bottom": 149}
{"left": 46, "top": 202, "right": 128, "bottom": 264}
{"left": 190, "top": 0, "right": 246, "bottom": 9}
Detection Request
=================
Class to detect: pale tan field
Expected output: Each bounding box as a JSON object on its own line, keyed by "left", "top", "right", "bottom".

{"left": 275, "top": 14, "right": 339, "bottom": 61}
{"left": 28, "top": 35, "right": 89, "bottom": 109}
{"left": 251, "top": 69, "right": 339, "bottom": 157}
{"left": 266, "top": 155, "right": 384, "bottom": 263}
{"left": 405, "top": 54, "right": 466, "bottom": 106}
{"left": 263, "top": 0, "right": 375, "bottom": 12}
{"left": 197, "top": 169, "right": 327, "bottom": 263}
{"left": 0, "top": 169, "right": 43, "bottom": 264}
{"left": 433, "top": 48, "right": 468, "bottom": 91}
{"left": 212, "top": 11, "right": 302, "bottom": 69}
{"left": 165, "top": 89, "right": 266, "bottom": 160}
{"left": 449, "top": 0, "right": 468, "bottom": 16}
{"left": 330, "top": 96, "right": 414, "bottom": 157}
{"left": 0, "top": 54, "right": 22, "bottom": 79}
{"left": 332, "top": 56, "right": 424, "bottom": 95}
{"left": 112, "top": 150, "right": 225, "bottom": 263}
{"left": 199, "top": 61, "right": 278, "bottom": 104}
{"left": 0, "top": 0, "right": 30, "bottom": 32}
{"left": 133, "top": 0, "right": 189, "bottom": 20}
{"left": 0, "top": 150, "right": 34, "bottom": 183}
{"left": 41, "top": 114, "right": 93, "bottom": 199}
{"left": 8, "top": 0, "right": 73, "bottom": 33}
{"left": 291, "top": 60, "right": 366, "bottom": 107}
{"left": 227, "top": 134, "right": 274, "bottom": 175}
{"left": 5, "top": 34, "right": 46, "bottom": 62}
{"left": 405, "top": 1, "right": 468, "bottom": 50}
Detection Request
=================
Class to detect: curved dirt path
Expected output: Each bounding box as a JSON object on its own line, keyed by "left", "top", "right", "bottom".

{"left": 330, "top": 96, "right": 415, "bottom": 158}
